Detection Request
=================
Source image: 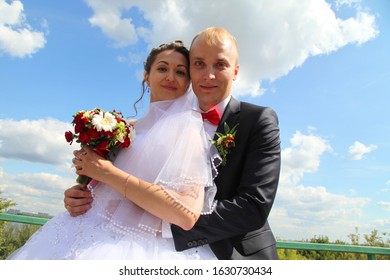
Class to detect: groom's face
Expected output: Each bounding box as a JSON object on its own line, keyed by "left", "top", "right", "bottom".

{"left": 189, "top": 35, "right": 239, "bottom": 111}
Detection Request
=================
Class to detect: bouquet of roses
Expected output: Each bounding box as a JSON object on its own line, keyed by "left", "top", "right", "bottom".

{"left": 65, "top": 108, "right": 136, "bottom": 185}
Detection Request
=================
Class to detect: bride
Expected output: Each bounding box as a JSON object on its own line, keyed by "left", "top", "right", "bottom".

{"left": 8, "top": 41, "right": 219, "bottom": 260}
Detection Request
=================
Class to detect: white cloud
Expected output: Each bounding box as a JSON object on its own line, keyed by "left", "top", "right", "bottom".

{"left": 0, "top": 118, "right": 78, "bottom": 215}
{"left": 0, "top": 0, "right": 47, "bottom": 58}
{"left": 348, "top": 141, "right": 377, "bottom": 160}
{"left": 271, "top": 130, "right": 371, "bottom": 241}
{"left": 0, "top": 118, "right": 74, "bottom": 165}
{"left": 83, "top": 0, "right": 378, "bottom": 97}
{"left": 377, "top": 201, "right": 390, "bottom": 212}
{"left": 372, "top": 218, "right": 390, "bottom": 227}
{"left": 0, "top": 170, "right": 75, "bottom": 215}
{"left": 276, "top": 185, "right": 369, "bottom": 222}
{"left": 86, "top": 2, "right": 138, "bottom": 47}
{"left": 271, "top": 188, "right": 370, "bottom": 241}
{"left": 117, "top": 51, "right": 143, "bottom": 64}
{"left": 280, "top": 130, "right": 332, "bottom": 186}
{"left": 335, "top": 0, "right": 362, "bottom": 9}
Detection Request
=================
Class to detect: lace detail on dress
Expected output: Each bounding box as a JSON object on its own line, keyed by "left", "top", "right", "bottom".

{"left": 210, "top": 145, "right": 223, "bottom": 180}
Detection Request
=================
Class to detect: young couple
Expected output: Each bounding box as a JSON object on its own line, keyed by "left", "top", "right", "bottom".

{"left": 9, "top": 27, "right": 281, "bottom": 260}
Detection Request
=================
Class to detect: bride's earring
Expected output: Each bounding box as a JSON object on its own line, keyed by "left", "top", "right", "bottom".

{"left": 145, "top": 81, "right": 150, "bottom": 93}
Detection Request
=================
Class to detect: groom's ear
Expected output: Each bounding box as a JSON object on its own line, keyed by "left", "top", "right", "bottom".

{"left": 233, "top": 64, "right": 240, "bottom": 81}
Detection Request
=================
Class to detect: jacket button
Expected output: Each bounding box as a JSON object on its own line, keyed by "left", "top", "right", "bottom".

{"left": 187, "top": 241, "right": 196, "bottom": 248}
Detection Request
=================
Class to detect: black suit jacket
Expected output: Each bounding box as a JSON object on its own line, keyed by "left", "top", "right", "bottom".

{"left": 171, "top": 97, "right": 281, "bottom": 259}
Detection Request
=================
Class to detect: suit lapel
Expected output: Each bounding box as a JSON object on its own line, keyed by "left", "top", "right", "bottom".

{"left": 214, "top": 97, "right": 240, "bottom": 141}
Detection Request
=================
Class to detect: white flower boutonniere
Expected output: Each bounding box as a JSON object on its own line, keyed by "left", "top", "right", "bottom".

{"left": 211, "top": 123, "right": 238, "bottom": 166}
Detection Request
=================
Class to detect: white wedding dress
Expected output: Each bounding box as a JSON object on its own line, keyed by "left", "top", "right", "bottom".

{"left": 9, "top": 90, "right": 219, "bottom": 260}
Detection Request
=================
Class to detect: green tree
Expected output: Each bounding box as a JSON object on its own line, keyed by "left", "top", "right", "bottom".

{"left": 0, "top": 191, "right": 41, "bottom": 259}
{"left": 363, "top": 229, "right": 390, "bottom": 260}
{"left": 281, "top": 228, "right": 390, "bottom": 260}
{"left": 277, "top": 248, "right": 308, "bottom": 260}
{"left": 0, "top": 191, "right": 16, "bottom": 212}
{"left": 1, "top": 223, "right": 41, "bottom": 259}
{"left": 296, "top": 235, "right": 340, "bottom": 260}
{"left": 0, "top": 191, "right": 17, "bottom": 259}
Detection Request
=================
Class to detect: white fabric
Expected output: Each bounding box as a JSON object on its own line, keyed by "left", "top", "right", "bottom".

{"left": 9, "top": 89, "right": 218, "bottom": 260}
{"left": 8, "top": 211, "right": 215, "bottom": 260}
{"left": 93, "top": 88, "right": 218, "bottom": 238}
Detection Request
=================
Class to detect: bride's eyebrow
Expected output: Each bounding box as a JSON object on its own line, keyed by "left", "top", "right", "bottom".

{"left": 156, "top": 60, "right": 169, "bottom": 65}
{"left": 156, "top": 60, "right": 188, "bottom": 69}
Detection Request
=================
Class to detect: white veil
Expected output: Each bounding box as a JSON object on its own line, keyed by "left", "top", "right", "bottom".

{"left": 90, "top": 88, "right": 219, "bottom": 241}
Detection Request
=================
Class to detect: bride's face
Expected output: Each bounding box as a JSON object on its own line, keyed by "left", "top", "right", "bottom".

{"left": 145, "top": 49, "right": 190, "bottom": 102}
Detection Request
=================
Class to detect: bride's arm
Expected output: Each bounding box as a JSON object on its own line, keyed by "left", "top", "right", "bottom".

{"left": 73, "top": 147, "right": 202, "bottom": 231}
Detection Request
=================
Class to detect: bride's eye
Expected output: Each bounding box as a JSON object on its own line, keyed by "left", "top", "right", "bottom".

{"left": 176, "top": 70, "right": 187, "bottom": 76}
{"left": 157, "top": 67, "right": 168, "bottom": 73}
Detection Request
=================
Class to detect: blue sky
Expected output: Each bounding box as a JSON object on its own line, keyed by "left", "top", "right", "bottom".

{"left": 0, "top": 0, "right": 389, "bottom": 242}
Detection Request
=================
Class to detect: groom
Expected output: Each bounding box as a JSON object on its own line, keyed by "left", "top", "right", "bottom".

{"left": 64, "top": 27, "right": 281, "bottom": 260}
{"left": 170, "top": 27, "right": 281, "bottom": 260}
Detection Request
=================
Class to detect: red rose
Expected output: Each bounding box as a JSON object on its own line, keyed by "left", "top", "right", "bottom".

{"left": 121, "top": 137, "right": 131, "bottom": 148}
{"left": 73, "top": 113, "right": 90, "bottom": 133}
{"left": 65, "top": 131, "right": 74, "bottom": 144}
{"left": 97, "top": 140, "right": 109, "bottom": 151}
{"left": 87, "top": 128, "right": 100, "bottom": 140}
{"left": 95, "top": 149, "right": 109, "bottom": 158}
{"left": 78, "top": 132, "right": 91, "bottom": 144}
{"left": 104, "top": 131, "right": 115, "bottom": 138}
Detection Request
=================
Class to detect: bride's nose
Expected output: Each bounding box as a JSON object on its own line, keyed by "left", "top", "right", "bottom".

{"left": 165, "top": 71, "right": 175, "bottom": 81}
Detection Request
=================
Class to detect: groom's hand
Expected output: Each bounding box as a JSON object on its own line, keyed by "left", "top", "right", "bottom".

{"left": 64, "top": 184, "right": 93, "bottom": 217}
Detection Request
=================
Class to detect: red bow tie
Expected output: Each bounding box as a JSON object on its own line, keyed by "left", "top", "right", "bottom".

{"left": 201, "top": 109, "right": 220, "bottom": 125}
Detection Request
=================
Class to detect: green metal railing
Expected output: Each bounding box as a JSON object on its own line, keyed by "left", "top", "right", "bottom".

{"left": 0, "top": 212, "right": 50, "bottom": 226}
{"left": 1, "top": 212, "right": 390, "bottom": 260}
{"left": 276, "top": 240, "right": 389, "bottom": 260}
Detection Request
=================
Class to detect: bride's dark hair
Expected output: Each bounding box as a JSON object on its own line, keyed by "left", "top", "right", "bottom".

{"left": 132, "top": 40, "right": 190, "bottom": 116}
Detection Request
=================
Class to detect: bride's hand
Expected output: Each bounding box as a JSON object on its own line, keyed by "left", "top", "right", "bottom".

{"left": 72, "top": 147, "right": 113, "bottom": 183}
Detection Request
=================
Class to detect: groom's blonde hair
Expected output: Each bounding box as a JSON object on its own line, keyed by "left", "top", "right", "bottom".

{"left": 190, "top": 27, "right": 239, "bottom": 64}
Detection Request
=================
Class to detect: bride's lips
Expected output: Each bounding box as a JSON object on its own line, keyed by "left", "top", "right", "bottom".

{"left": 161, "top": 85, "right": 178, "bottom": 91}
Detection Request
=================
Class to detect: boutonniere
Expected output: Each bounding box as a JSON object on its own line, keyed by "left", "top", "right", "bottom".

{"left": 211, "top": 123, "right": 238, "bottom": 166}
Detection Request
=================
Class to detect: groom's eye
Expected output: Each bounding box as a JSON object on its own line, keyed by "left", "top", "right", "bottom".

{"left": 193, "top": 61, "right": 205, "bottom": 68}
{"left": 216, "top": 61, "right": 228, "bottom": 69}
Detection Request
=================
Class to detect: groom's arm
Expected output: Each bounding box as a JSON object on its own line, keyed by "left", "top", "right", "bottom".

{"left": 171, "top": 106, "right": 281, "bottom": 250}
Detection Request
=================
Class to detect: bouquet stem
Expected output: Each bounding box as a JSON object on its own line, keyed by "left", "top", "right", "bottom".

{"left": 76, "top": 175, "right": 92, "bottom": 186}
